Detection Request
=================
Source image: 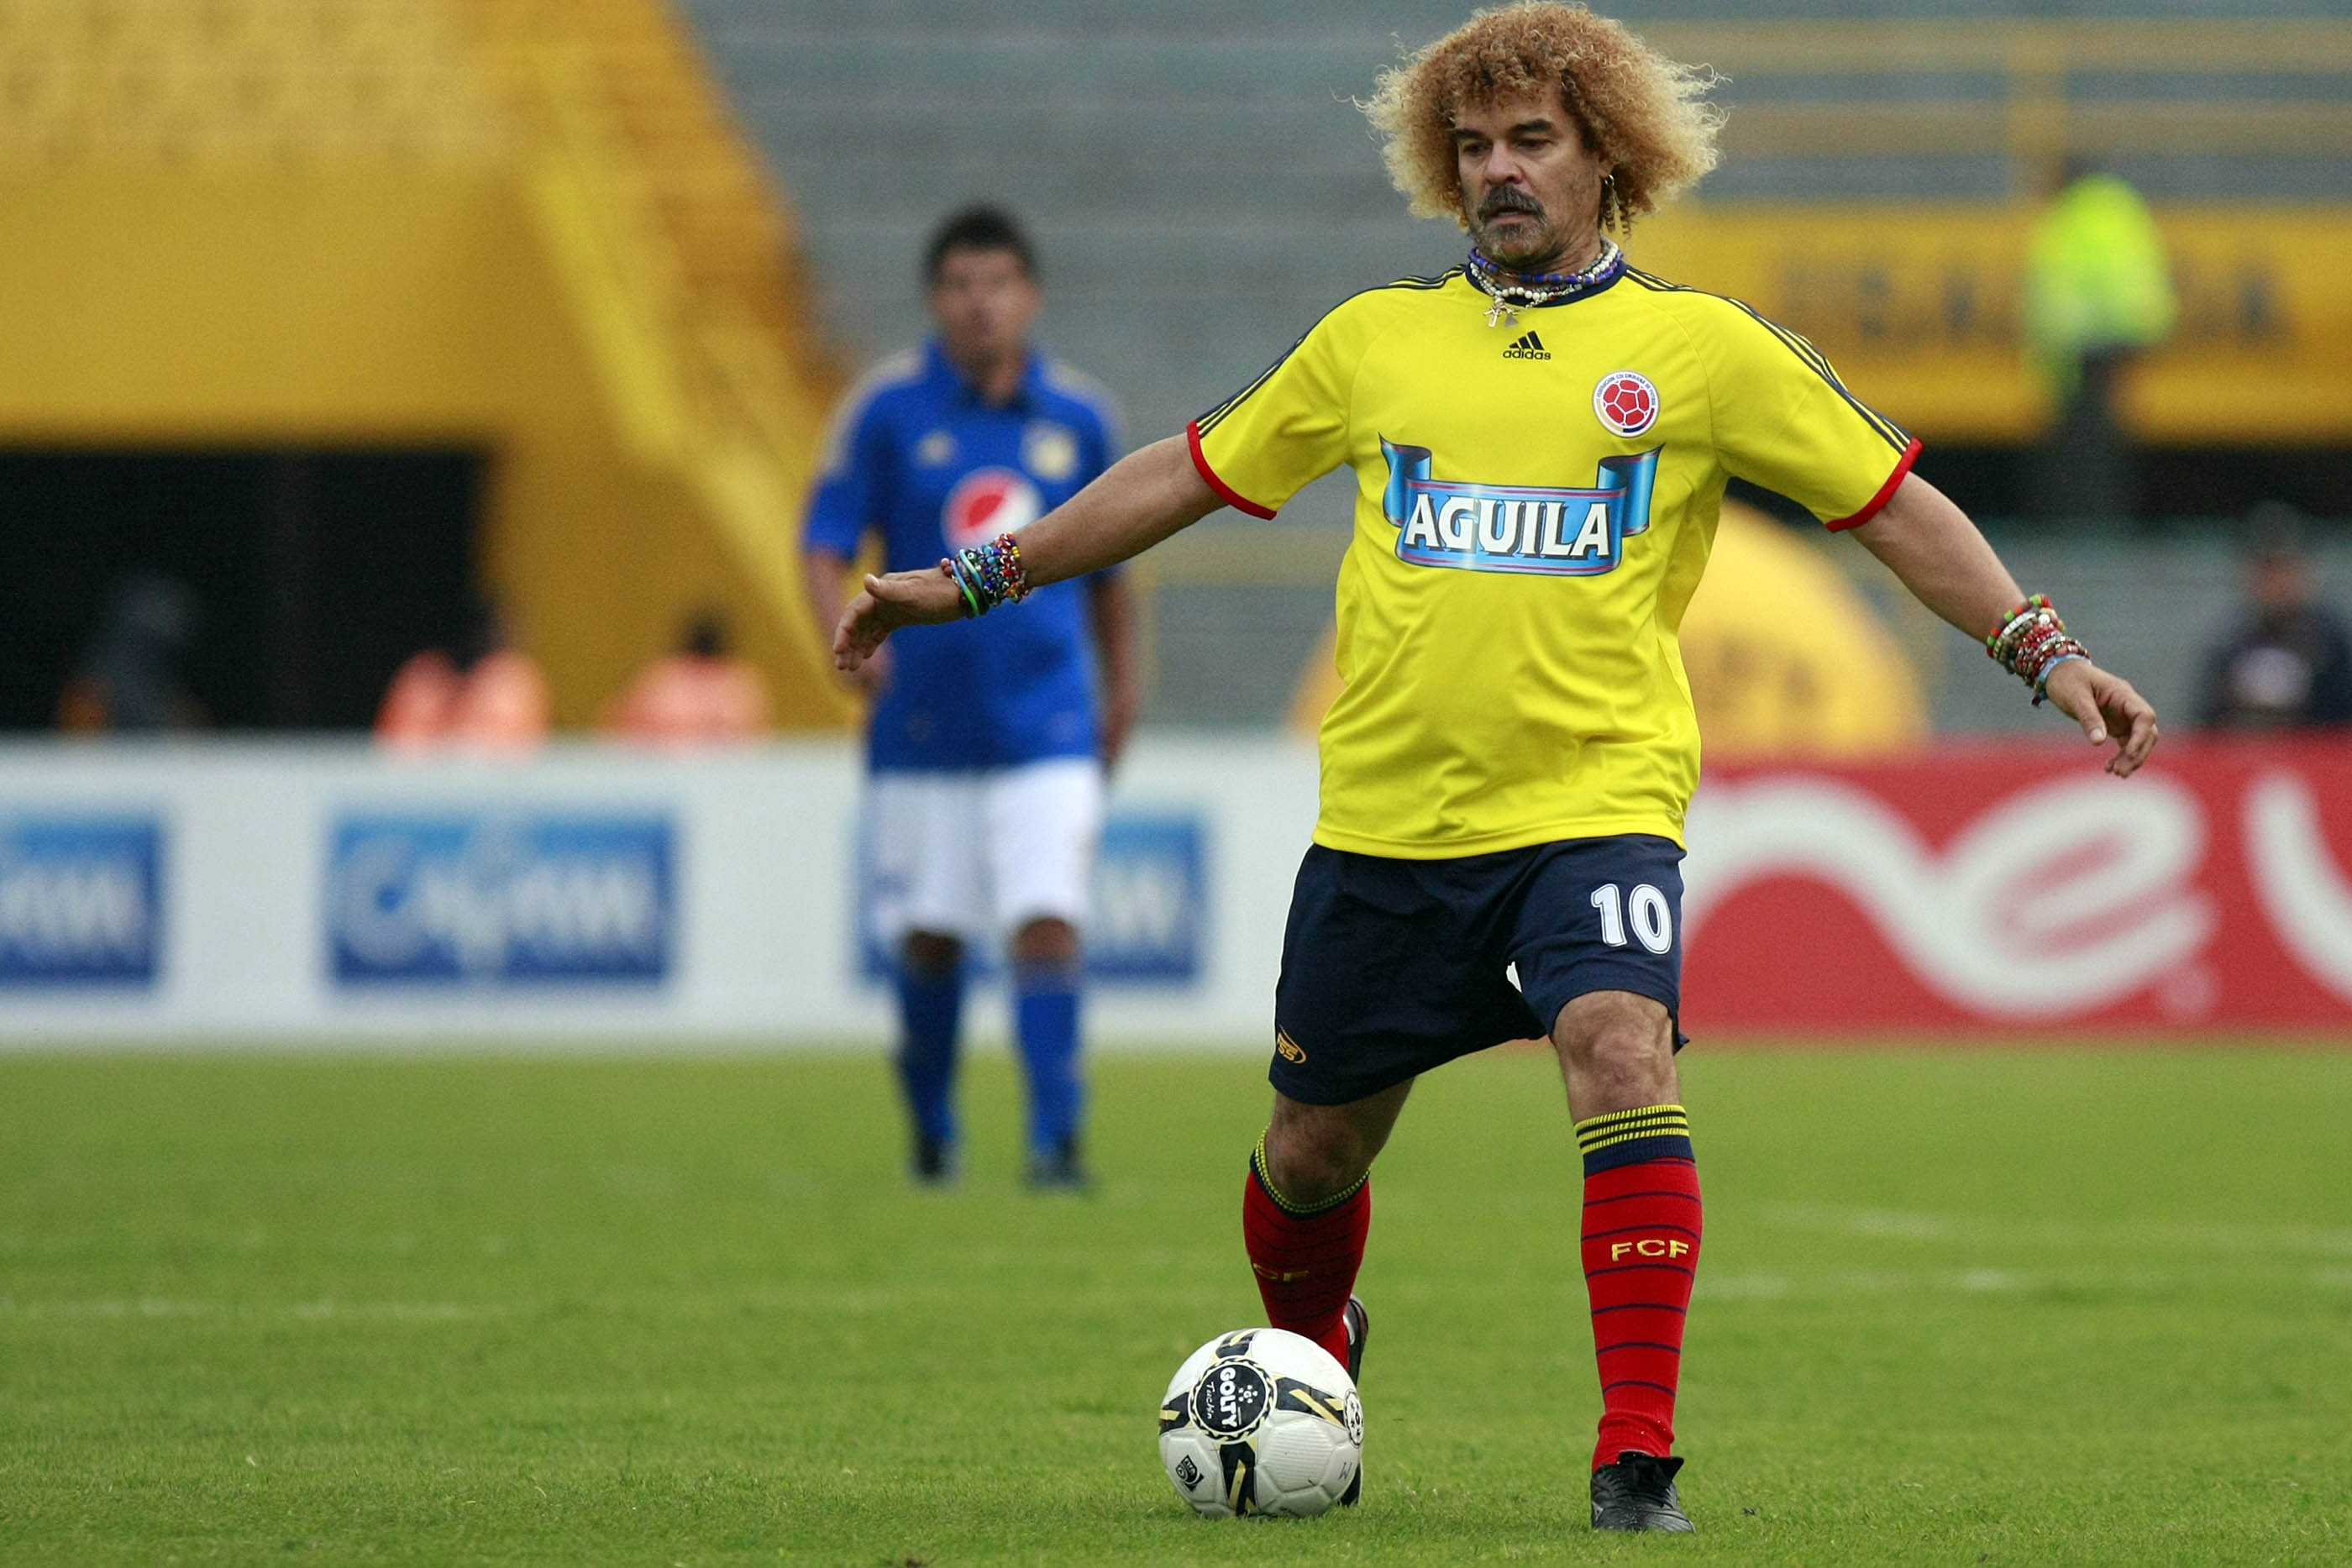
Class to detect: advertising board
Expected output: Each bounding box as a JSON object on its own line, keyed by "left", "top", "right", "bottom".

{"left": 0, "top": 738, "right": 2342, "bottom": 1044}
{"left": 1684, "top": 742, "right": 2352, "bottom": 1032}
{"left": 0, "top": 815, "right": 161, "bottom": 987}
{"left": 327, "top": 813, "right": 675, "bottom": 986}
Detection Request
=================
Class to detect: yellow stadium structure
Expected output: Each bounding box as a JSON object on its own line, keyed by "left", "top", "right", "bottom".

{"left": 0, "top": 0, "right": 852, "bottom": 728}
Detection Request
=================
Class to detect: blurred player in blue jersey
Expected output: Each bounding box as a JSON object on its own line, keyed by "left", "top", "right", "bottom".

{"left": 802, "top": 207, "right": 1137, "bottom": 1191}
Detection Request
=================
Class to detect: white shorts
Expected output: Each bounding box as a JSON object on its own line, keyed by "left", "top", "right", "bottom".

{"left": 866, "top": 757, "right": 1105, "bottom": 946}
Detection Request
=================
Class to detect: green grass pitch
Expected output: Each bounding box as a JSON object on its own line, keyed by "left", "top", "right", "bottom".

{"left": 3, "top": 1045, "right": 2349, "bottom": 1566}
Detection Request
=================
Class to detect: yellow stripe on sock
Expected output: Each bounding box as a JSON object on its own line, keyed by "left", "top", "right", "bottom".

{"left": 1581, "top": 1125, "right": 1693, "bottom": 1156}
{"left": 1574, "top": 1103, "right": 1687, "bottom": 1132}
{"left": 1577, "top": 1115, "right": 1688, "bottom": 1146}
{"left": 1578, "top": 1128, "right": 1690, "bottom": 1153}
{"left": 1577, "top": 1111, "right": 1688, "bottom": 1138}
{"left": 1573, "top": 1104, "right": 1689, "bottom": 1149}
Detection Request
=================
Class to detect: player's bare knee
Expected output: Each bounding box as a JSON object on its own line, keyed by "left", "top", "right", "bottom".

{"left": 1262, "top": 1103, "right": 1370, "bottom": 1207}
{"left": 902, "top": 930, "right": 963, "bottom": 979}
{"left": 1551, "top": 990, "right": 1676, "bottom": 1105}
{"left": 1011, "top": 917, "right": 1079, "bottom": 968}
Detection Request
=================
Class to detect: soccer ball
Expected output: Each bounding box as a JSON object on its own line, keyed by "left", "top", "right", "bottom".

{"left": 1158, "top": 1327, "right": 1362, "bottom": 1518}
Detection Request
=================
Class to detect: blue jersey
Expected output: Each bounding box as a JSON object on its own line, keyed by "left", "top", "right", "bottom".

{"left": 805, "top": 340, "right": 1121, "bottom": 772}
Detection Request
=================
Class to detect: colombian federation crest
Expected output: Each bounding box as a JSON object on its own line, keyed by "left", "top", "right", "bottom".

{"left": 1593, "top": 370, "right": 1659, "bottom": 437}
{"left": 942, "top": 466, "right": 1042, "bottom": 549}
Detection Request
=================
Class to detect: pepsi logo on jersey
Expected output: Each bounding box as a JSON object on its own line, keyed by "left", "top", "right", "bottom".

{"left": 942, "top": 467, "right": 1043, "bottom": 550}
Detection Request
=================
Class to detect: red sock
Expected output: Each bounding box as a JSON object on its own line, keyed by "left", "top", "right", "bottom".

{"left": 1240, "top": 1135, "right": 1368, "bottom": 1368}
{"left": 1576, "top": 1104, "right": 1701, "bottom": 1471}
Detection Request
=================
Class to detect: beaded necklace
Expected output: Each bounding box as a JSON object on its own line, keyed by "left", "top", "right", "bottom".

{"left": 1463, "top": 239, "right": 1624, "bottom": 328}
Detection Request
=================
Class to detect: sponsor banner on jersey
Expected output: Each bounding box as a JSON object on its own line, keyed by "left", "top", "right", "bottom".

{"left": 0, "top": 816, "right": 161, "bottom": 986}
{"left": 1379, "top": 438, "right": 1659, "bottom": 578}
{"left": 328, "top": 814, "right": 673, "bottom": 986}
{"left": 857, "top": 810, "right": 1206, "bottom": 985}
{"left": 1683, "top": 742, "right": 2352, "bottom": 1031}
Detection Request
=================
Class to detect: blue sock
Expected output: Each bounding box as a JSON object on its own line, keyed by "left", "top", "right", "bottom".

{"left": 895, "top": 961, "right": 964, "bottom": 1148}
{"left": 1013, "top": 960, "right": 1084, "bottom": 1155}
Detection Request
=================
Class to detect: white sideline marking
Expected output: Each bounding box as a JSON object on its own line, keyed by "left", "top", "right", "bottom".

{"left": 1956, "top": 1269, "right": 2024, "bottom": 1293}
{"left": 1760, "top": 1204, "right": 2352, "bottom": 1256}
{"left": 1697, "top": 1265, "right": 2352, "bottom": 1304}
{"left": 0, "top": 1298, "right": 502, "bottom": 1321}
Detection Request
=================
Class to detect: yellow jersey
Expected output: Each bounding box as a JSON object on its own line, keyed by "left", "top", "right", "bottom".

{"left": 1188, "top": 261, "right": 1919, "bottom": 858}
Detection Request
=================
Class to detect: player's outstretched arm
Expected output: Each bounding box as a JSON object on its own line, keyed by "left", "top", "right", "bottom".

{"left": 1847, "top": 473, "right": 2160, "bottom": 777}
{"left": 833, "top": 434, "right": 1221, "bottom": 672}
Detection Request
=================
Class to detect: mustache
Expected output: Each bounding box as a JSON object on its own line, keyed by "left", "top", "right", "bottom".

{"left": 1477, "top": 187, "right": 1545, "bottom": 221}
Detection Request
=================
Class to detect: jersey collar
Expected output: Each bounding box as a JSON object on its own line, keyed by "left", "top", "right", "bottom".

{"left": 1462, "top": 244, "right": 1627, "bottom": 310}
{"left": 925, "top": 338, "right": 1042, "bottom": 412}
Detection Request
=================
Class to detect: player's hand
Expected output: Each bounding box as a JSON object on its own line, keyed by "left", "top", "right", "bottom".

{"left": 839, "top": 639, "right": 893, "bottom": 697}
{"left": 2042, "top": 658, "right": 2160, "bottom": 778}
{"left": 833, "top": 564, "right": 963, "bottom": 671}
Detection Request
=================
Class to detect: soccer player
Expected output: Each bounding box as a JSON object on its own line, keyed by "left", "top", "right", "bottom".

{"left": 832, "top": 4, "right": 2160, "bottom": 1530}
{"left": 802, "top": 207, "right": 1137, "bottom": 1190}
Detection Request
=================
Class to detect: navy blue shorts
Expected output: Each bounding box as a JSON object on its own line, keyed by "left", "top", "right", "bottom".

{"left": 1269, "top": 835, "right": 1686, "bottom": 1107}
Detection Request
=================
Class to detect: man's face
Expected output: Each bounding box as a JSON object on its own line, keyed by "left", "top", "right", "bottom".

{"left": 2252, "top": 555, "right": 2314, "bottom": 620}
{"left": 929, "top": 247, "right": 1040, "bottom": 369}
{"left": 1452, "top": 88, "right": 1609, "bottom": 272}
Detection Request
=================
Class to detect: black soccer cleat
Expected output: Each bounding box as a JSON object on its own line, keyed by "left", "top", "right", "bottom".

{"left": 911, "top": 1135, "right": 958, "bottom": 1188}
{"left": 1590, "top": 1451, "right": 1694, "bottom": 1533}
{"left": 1339, "top": 1295, "right": 1368, "bottom": 1506}
{"left": 1023, "top": 1136, "right": 1093, "bottom": 1193}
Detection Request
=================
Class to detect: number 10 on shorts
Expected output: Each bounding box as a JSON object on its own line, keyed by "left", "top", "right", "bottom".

{"left": 1590, "top": 883, "right": 1674, "bottom": 954}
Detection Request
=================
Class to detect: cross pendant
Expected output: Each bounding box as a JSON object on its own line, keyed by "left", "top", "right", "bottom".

{"left": 1485, "top": 297, "right": 1518, "bottom": 329}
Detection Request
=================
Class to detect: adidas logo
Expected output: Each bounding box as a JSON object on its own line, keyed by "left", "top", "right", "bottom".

{"left": 1501, "top": 330, "right": 1551, "bottom": 360}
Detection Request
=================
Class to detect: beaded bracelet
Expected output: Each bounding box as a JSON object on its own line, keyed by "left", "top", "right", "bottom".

{"left": 942, "top": 552, "right": 986, "bottom": 618}
{"left": 1983, "top": 594, "right": 2092, "bottom": 706}
{"left": 938, "top": 532, "right": 1032, "bottom": 619}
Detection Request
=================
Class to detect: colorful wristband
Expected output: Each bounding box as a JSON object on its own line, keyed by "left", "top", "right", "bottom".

{"left": 1985, "top": 592, "right": 2091, "bottom": 705}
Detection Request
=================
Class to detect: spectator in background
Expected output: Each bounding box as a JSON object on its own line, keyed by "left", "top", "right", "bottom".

{"left": 56, "top": 574, "right": 207, "bottom": 732}
{"left": 2023, "top": 161, "right": 2176, "bottom": 523}
{"left": 2197, "top": 505, "right": 2352, "bottom": 730}
{"left": 375, "top": 595, "right": 552, "bottom": 752}
{"left": 601, "top": 611, "right": 772, "bottom": 743}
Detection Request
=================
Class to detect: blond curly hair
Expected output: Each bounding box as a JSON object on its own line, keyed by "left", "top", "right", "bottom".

{"left": 1363, "top": 3, "right": 1724, "bottom": 234}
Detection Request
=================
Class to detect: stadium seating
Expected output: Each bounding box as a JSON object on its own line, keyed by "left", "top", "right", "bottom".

{"left": 684, "top": 2, "right": 2352, "bottom": 446}
{"left": 0, "top": 0, "right": 508, "bottom": 163}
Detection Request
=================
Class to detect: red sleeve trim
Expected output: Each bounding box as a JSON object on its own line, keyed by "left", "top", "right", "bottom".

{"left": 1825, "top": 437, "right": 1923, "bottom": 532}
{"left": 1187, "top": 421, "right": 1278, "bottom": 520}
